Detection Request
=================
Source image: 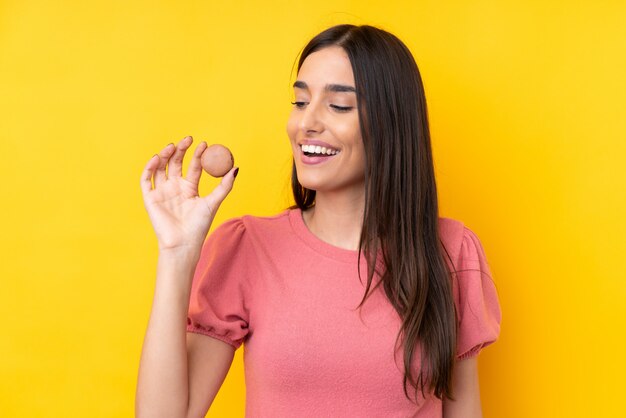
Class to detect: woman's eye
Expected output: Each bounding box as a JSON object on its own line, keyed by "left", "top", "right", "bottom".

{"left": 290, "top": 102, "right": 353, "bottom": 112}
{"left": 330, "top": 104, "right": 353, "bottom": 113}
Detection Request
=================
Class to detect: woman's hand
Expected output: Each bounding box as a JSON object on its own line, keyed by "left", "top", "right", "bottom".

{"left": 140, "top": 136, "right": 238, "bottom": 253}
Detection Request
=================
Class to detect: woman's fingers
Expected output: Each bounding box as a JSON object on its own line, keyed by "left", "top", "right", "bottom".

{"left": 186, "top": 141, "right": 207, "bottom": 185}
{"left": 168, "top": 136, "right": 193, "bottom": 178}
{"left": 154, "top": 143, "right": 176, "bottom": 186}
{"left": 140, "top": 154, "right": 160, "bottom": 195}
{"left": 203, "top": 166, "right": 239, "bottom": 215}
{"left": 143, "top": 136, "right": 212, "bottom": 198}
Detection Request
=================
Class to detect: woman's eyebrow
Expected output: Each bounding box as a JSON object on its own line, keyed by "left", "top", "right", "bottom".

{"left": 293, "top": 80, "right": 356, "bottom": 93}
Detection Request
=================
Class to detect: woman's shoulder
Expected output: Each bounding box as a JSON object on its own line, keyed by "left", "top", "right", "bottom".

{"left": 438, "top": 217, "right": 465, "bottom": 260}
{"left": 438, "top": 216, "right": 488, "bottom": 270}
{"left": 203, "top": 209, "right": 300, "bottom": 260}
{"left": 210, "top": 208, "right": 294, "bottom": 240}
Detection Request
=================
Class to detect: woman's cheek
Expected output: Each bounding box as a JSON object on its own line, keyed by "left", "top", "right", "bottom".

{"left": 286, "top": 115, "right": 300, "bottom": 139}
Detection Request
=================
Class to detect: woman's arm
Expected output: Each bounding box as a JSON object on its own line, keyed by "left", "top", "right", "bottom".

{"left": 136, "top": 251, "right": 201, "bottom": 417}
{"left": 135, "top": 137, "right": 238, "bottom": 417}
{"left": 136, "top": 251, "right": 236, "bottom": 418}
{"left": 442, "top": 357, "right": 483, "bottom": 418}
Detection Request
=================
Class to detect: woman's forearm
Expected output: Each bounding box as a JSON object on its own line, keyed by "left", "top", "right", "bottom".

{"left": 442, "top": 357, "right": 483, "bottom": 418}
{"left": 135, "top": 250, "right": 200, "bottom": 418}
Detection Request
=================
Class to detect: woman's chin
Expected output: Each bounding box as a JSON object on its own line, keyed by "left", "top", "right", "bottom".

{"left": 298, "top": 182, "right": 320, "bottom": 192}
{"left": 294, "top": 174, "right": 325, "bottom": 192}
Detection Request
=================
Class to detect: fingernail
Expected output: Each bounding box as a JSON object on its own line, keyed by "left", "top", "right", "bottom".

{"left": 234, "top": 167, "right": 239, "bottom": 178}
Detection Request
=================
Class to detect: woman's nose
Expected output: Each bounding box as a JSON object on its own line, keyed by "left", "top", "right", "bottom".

{"left": 299, "top": 102, "right": 324, "bottom": 133}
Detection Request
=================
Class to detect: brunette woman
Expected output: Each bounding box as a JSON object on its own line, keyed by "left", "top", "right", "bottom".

{"left": 136, "top": 24, "right": 501, "bottom": 418}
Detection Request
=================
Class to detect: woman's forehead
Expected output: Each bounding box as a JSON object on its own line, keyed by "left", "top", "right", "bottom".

{"left": 297, "top": 46, "right": 355, "bottom": 88}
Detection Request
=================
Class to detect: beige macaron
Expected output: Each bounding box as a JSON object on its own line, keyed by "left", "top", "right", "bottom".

{"left": 201, "top": 144, "right": 234, "bottom": 177}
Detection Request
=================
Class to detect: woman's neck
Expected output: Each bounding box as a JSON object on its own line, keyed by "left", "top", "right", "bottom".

{"left": 302, "top": 190, "right": 365, "bottom": 251}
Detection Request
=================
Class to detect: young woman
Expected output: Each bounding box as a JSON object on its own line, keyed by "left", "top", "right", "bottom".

{"left": 136, "top": 24, "right": 501, "bottom": 418}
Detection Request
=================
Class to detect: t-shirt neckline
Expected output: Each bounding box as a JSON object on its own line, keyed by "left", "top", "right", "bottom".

{"left": 288, "top": 207, "right": 363, "bottom": 264}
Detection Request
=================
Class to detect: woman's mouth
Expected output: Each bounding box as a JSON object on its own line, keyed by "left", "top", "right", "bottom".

{"left": 299, "top": 144, "right": 340, "bottom": 164}
{"left": 301, "top": 144, "right": 339, "bottom": 156}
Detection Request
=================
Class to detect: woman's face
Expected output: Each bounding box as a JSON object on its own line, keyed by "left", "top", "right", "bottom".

{"left": 286, "top": 46, "right": 366, "bottom": 196}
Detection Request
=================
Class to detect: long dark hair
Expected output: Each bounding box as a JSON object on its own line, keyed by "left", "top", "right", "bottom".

{"left": 291, "top": 25, "right": 458, "bottom": 402}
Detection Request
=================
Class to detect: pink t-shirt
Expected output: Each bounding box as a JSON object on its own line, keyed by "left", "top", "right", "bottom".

{"left": 187, "top": 208, "right": 501, "bottom": 417}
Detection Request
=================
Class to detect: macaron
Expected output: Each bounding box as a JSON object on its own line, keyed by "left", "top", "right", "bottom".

{"left": 200, "top": 144, "right": 234, "bottom": 177}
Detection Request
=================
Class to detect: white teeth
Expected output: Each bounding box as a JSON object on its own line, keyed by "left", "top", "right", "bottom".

{"left": 300, "top": 144, "right": 339, "bottom": 156}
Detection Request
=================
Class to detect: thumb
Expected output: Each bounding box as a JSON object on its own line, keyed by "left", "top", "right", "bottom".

{"left": 203, "top": 166, "right": 239, "bottom": 213}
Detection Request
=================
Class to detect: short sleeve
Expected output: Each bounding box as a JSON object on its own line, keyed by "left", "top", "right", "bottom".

{"left": 186, "top": 218, "right": 251, "bottom": 350}
{"left": 452, "top": 227, "right": 502, "bottom": 360}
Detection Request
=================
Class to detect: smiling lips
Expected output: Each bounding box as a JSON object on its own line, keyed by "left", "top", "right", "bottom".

{"left": 299, "top": 143, "right": 340, "bottom": 164}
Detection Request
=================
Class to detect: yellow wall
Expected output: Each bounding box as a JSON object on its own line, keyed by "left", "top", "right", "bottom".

{"left": 1, "top": 1, "right": 624, "bottom": 417}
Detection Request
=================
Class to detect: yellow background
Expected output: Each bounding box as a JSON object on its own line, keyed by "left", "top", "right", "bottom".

{"left": 1, "top": 1, "right": 625, "bottom": 417}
